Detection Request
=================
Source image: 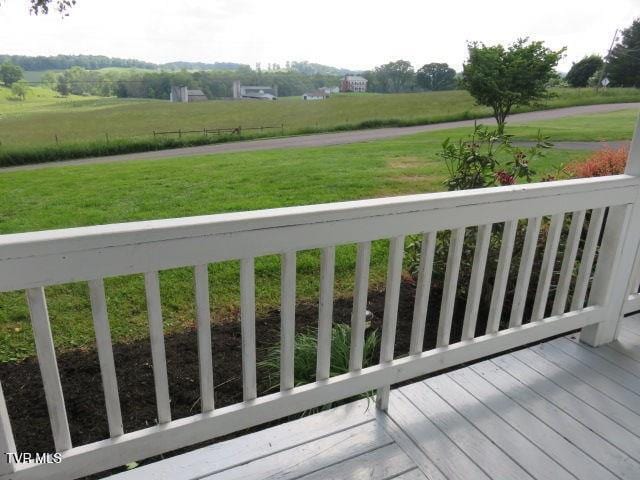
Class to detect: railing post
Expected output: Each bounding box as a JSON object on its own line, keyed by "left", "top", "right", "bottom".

{"left": 0, "top": 380, "right": 16, "bottom": 475}
{"left": 580, "top": 113, "right": 640, "bottom": 346}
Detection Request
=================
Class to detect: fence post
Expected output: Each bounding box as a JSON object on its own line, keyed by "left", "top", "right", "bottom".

{"left": 580, "top": 113, "right": 640, "bottom": 346}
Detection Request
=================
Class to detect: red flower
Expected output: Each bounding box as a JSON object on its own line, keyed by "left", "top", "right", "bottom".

{"left": 496, "top": 170, "right": 515, "bottom": 186}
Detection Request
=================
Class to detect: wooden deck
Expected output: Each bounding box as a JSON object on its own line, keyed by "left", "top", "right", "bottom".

{"left": 109, "top": 316, "right": 640, "bottom": 480}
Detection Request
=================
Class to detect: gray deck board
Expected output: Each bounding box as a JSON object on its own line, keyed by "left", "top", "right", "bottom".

{"left": 613, "top": 322, "right": 640, "bottom": 361}
{"left": 530, "top": 342, "right": 640, "bottom": 416}
{"left": 519, "top": 346, "right": 640, "bottom": 431}
{"left": 549, "top": 337, "right": 640, "bottom": 394}
{"left": 111, "top": 331, "right": 640, "bottom": 480}
{"left": 566, "top": 335, "right": 640, "bottom": 378}
{"left": 492, "top": 353, "right": 640, "bottom": 460}
{"left": 447, "top": 367, "right": 617, "bottom": 480}
{"left": 424, "top": 374, "right": 573, "bottom": 480}
{"left": 400, "top": 381, "right": 533, "bottom": 480}
{"left": 296, "top": 444, "right": 415, "bottom": 480}
{"left": 470, "top": 360, "right": 640, "bottom": 479}
{"left": 203, "top": 421, "right": 391, "bottom": 480}
{"left": 388, "top": 390, "right": 489, "bottom": 480}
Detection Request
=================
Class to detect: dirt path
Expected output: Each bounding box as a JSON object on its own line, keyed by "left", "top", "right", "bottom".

{"left": 2, "top": 102, "right": 638, "bottom": 173}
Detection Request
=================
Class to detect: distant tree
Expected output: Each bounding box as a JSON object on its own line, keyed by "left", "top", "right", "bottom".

{"left": 28, "top": 0, "right": 76, "bottom": 15}
{"left": 0, "top": 1, "right": 76, "bottom": 15}
{"left": 546, "top": 70, "right": 568, "bottom": 87}
{"left": 56, "top": 75, "right": 70, "bottom": 96}
{"left": 10, "top": 80, "right": 29, "bottom": 100}
{"left": 40, "top": 71, "right": 58, "bottom": 89}
{"left": 0, "top": 62, "right": 24, "bottom": 86}
{"left": 416, "top": 63, "right": 457, "bottom": 91}
{"left": 462, "top": 38, "right": 564, "bottom": 133}
{"left": 608, "top": 18, "right": 640, "bottom": 87}
{"left": 565, "top": 55, "right": 604, "bottom": 87}
{"left": 373, "top": 60, "right": 415, "bottom": 93}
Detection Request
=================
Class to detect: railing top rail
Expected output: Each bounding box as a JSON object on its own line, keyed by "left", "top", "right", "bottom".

{"left": 1, "top": 175, "right": 638, "bottom": 255}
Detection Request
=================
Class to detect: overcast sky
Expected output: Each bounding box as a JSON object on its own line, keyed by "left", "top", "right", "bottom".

{"left": 0, "top": 0, "right": 637, "bottom": 71}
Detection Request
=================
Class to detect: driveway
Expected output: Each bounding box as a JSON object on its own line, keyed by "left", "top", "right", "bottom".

{"left": 2, "top": 102, "right": 638, "bottom": 172}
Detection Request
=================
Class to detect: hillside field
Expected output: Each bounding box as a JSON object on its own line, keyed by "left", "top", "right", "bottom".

{"left": 0, "top": 109, "right": 636, "bottom": 362}
{"left": 1, "top": 87, "right": 639, "bottom": 151}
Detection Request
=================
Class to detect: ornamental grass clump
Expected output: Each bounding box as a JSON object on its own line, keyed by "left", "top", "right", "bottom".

{"left": 259, "top": 323, "right": 380, "bottom": 392}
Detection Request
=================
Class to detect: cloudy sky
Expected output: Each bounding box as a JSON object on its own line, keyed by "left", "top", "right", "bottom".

{"left": 0, "top": 0, "right": 637, "bottom": 71}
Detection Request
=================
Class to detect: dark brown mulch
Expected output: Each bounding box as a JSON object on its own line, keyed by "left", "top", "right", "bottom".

{"left": 0, "top": 280, "right": 488, "bottom": 478}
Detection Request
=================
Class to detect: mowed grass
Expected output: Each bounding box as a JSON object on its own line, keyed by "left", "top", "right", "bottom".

{"left": 1, "top": 87, "right": 639, "bottom": 149}
{"left": 508, "top": 108, "right": 639, "bottom": 141}
{"left": 0, "top": 110, "right": 636, "bottom": 362}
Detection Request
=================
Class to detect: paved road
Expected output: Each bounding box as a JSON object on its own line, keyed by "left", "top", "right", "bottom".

{"left": 2, "top": 102, "right": 638, "bottom": 173}
{"left": 513, "top": 140, "right": 630, "bottom": 150}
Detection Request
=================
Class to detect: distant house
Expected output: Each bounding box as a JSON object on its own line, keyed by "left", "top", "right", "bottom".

{"left": 232, "top": 81, "right": 278, "bottom": 100}
{"left": 170, "top": 86, "right": 208, "bottom": 102}
{"left": 340, "top": 75, "right": 367, "bottom": 93}
{"left": 187, "top": 89, "right": 208, "bottom": 102}
{"left": 302, "top": 90, "right": 328, "bottom": 100}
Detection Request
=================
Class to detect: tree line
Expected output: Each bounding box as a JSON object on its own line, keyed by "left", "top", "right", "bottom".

{"left": 39, "top": 67, "right": 344, "bottom": 99}
{"left": 0, "top": 54, "right": 157, "bottom": 71}
{"left": 565, "top": 19, "right": 640, "bottom": 88}
{"left": 363, "top": 61, "right": 458, "bottom": 93}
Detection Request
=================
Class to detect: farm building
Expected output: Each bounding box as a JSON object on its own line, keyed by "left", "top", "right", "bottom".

{"left": 319, "top": 86, "right": 339, "bottom": 94}
{"left": 232, "top": 80, "right": 278, "bottom": 100}
{"left": 302, "top": 90, "right": 328, "bottom": 100}
{"left": 170, "top": 86, "right": 208, "bottom": 102}
{"left": 340, "top": 74, "right": 368, "bottom": 92}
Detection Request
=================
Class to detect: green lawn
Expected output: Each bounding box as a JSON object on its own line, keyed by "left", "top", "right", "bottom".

{"left": 0, "top": 86, "right": 638, "bottom": 149}
{"left": 0, "top": 110, "right": 636, "bottom": 362}
{"left": 508, "top": 109, "right": 639, "bottom": 141}
{"left": 0, "top": 85, "right": 104, "bottom": 116}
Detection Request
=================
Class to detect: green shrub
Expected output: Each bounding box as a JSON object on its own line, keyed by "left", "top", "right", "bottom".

{"left": 405, "top": 125, "right": 557, "bottom": 329}
{"left": 441, "top": 123, "right": 549, "bottom": 190}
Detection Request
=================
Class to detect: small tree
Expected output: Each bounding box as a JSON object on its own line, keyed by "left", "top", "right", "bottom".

{"left": 565, "top": 55, "right": 604, "bottom": 87}
{"left": 0, "top": 62, "right": 24, "bottom": 87}
{"left": 56, "top": 75, "right": 70, "bottom": 96}
{"left": 462, "top": 39, "right": 564, "bottom": 133}
{"left": 11, "top": 80, "right": 29, "bottom": 100}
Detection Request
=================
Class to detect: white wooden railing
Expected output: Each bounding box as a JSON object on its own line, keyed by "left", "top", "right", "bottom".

{"left": 621, "top": 122, "right": 640, "bottom": 323}
{"left": 1, "top": 119, "right": 639, "bottom": 480}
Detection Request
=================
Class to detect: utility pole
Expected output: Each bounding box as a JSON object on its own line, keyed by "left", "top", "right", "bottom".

{"left": 596, "top": 28, "right": 619, "bottom": 91}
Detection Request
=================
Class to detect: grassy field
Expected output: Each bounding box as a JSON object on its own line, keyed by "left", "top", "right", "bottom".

{"left": 1, "top": 87, "right": 639, "bottom": 151}
{"left": 0, "top": 110, "right": 635, "bottom": 362}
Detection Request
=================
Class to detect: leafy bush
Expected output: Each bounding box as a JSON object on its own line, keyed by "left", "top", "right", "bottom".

{"left": 566, "top": 147, "right": 628, "bottom": 178}
{"left": 441, "top": 124, "right": 550, "bottom": 190}
{"left": 406, "top": 125, "right": 558, "bottom": 330}
{"left": 259, "top": 323, "right": 380, "bottom": 391}
{"left": 408, "top": 124, "right": 550, "bottom": 281}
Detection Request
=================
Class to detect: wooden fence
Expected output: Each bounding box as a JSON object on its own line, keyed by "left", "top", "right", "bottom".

{"left": 152, "top": 124, "right": 284, "bottom": 138}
